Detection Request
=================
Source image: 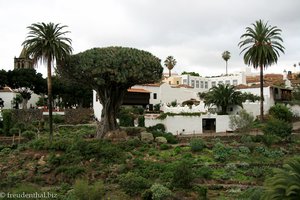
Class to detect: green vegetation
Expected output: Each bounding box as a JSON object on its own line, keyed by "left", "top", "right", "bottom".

{"left": 0, "top": 123, "right": 299, "bottom": 199}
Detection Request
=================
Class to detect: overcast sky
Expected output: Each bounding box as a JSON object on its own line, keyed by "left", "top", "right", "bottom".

{"left": 1, "top": 0, "right": 300, "bottom": 77}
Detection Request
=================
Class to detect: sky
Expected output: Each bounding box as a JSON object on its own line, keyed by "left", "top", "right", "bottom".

{"left": 0, "top": 0, "right": 300, "bottom": 77}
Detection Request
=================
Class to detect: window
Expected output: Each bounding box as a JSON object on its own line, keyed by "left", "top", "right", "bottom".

{"left": 191, "top": 80, "right": 195, "bottom": 87}
{"left": 200, "top": 81, "right": 204, "bottom": 88}
{"left": 233, "top": 80, "right": 238, "bottom": 86}
{"left": 183, "top": 79, "right": 187, "bottom": 84}
{"left": 218, "top": 81, "right": 223, "bottom": 85}
{"left": 196, "top": 80, "right": 199, "bottom": 88}
{"left": 169, "top": 81, "right": 171, "bottom": 84}
{"left": 176, "top": 81, "right": 179, "bottom": 84}
{"left": 205, "top": 82, "right": 208, "bottom": 88}
{"left": 153, "top": 93, "right": 157, "bottom": 99}
{"left": 211, "top": 81, "right": 216, "bottom": 87}
{"left": 225, "top": 80, "right": 230, "bottom": 85}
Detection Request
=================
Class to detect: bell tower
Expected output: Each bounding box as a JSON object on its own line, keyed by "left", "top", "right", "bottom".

{"left": 14, "top": 48, "right": 33, "bottom": 69}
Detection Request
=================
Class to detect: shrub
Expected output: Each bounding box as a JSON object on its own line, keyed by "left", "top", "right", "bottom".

{"left": 73, "top": 179, "right": 105, "bottom": 200}
{"left": 153, "top": 104, "right": 160, "bottom": 111}
{"left": 55, "top": 166, "right": 85, "bottom": 179}
{"left": 53, "top": 115, "right": 65, "bottom": 124}
{"left": 119, "top": 172, "right": 151, "bottom": 195}
{"left": 150, "top": 183, "right": 172, "bottom": 200}
{"left": 190, "top": 138, "right": 206, "bottom": 152}
{"left": 119, "top": 112, "right": 134, "bottom": 127}
{"left": 147, "top": 124, "right": 165, "bottom": 132}
{"left": 22, "top": 130, "right": 36, "bottom": 140}
{"left": 159, "top": 143, "right": 170, "bottom": 150}
{"left": 238, "top": 187, "right": 264, "bottom": 200}
{"left": 213, "top": 142, "right": 232, "bottom": 162}
{"left": 195, "top": 166, "right": 213, "bottom": 179}
{"left": 172, "top": 160, "right": 194, "bottom": 188}
{"left": 229, "top": 109, "right": 254, "bottom": 133}
{"left": 29, "top": 138, "right": 48, "bottom": 150}
{"left": 2, "top": 109, "right": 13, "bottom": 135}
{"left": 269, "top": 103, "right": 293, "bottom": 122}
{"left": 13, "top": 122, "right": 26, "bottom": 132}
{"left": 262, "top": 118, "right": 293, "bottom": 139}
{"left": 9, "top": 127, "right": 20, "bottom": 136}
{"left": 238, "top": 146, "right": 251, "bottom": 154}
{"left": 138, "top": 116, "right": 145, "bottom": 127}
{"left": 194, "top": 186, "right": 208, "bottom": 200}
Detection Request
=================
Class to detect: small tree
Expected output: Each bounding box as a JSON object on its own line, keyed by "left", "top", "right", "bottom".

{"left": 269, "top": 104, "right": 293, "bottom": 122}
{"left": 229, "top": 109, "right": 254, "bottom": 133}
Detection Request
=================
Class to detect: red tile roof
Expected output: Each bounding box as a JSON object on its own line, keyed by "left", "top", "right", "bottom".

{"left": 127, "top": 88, "right": 151, "bottom": 93}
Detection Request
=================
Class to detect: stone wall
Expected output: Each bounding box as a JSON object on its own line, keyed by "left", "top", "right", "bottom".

{"left": 64, "top": 108, "right": 93, "bottom": 124}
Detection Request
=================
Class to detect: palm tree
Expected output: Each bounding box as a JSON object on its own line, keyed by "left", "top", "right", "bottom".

{"left": 164, "top": 56, "right": 177, "bottom": 77}
{"left": 262, "top": 157, "right": 300, "bottom": 199}
{"left": 204, "top": 84, "right": 244, "bottom": 115}
{"left": 222, "top": 51, "right": 231, "bottom": 75}
{"left": 22, "top": 22, "right": 72, "bottom": 142}
{"left": 239, "top": 19, "right": 284, "bottom": 121}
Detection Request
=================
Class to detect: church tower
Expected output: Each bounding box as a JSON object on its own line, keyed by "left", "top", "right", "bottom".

{"left": 14, "top": 48, "right": 34, "bottom": 69}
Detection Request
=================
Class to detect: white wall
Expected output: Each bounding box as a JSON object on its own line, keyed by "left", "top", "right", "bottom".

{"left": 145, "top": 114, "right": 231, "bottom": 135}
{"left": 0, "top": 92, "right": 16, "bottom": 109}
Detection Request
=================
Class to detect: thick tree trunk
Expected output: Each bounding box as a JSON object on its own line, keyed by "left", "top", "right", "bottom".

{"left": 96, "top": 87, "right": 126, "bottom": 139}
{"left": 22, "top": 98, "right": 28, "bottom": 109}
{"left": 47, "top": 59, "right": 53, "bottom": 142}
{"left": 260, "top": 65, "right": 264, "bottom": 122}
{"left": 169, "top": 69, "right": 171, "bottom": 77}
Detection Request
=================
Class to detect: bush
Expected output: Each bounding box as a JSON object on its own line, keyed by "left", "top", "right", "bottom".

{"left": 2, "top": 109, "right": 13, "bottom": 135}
{"left": 55, "top": 166, "right": 85, "bottom": 179}
{"left": 172, "top": 160, "right": 194, "bottom": 188}
{"left": 150, "top": 183, "right": 172, "bottom": 200}
{"left": 229, "top": 109, "right": 254, "bottom": 133}
{"left": 73, "top": 179, "right": 105, "bottom": 200}
{"left": 147, "top": 124, "right": 165, "bottom": 132}
{"left": 262, "top": 118, "right": 293, "bottom": 139}
{"left": 9, "top": 127, "right": 20, "bottom": 136}
{"left": 22, "top": 130, "right": 36, "bottom": 140}
{"left": 138, "top": 116, "right": 145, "bottom": 127}
{"left": 53, "top": 115, "right": 65, "bottom": 124}
{"left": 159, "top": 143, "right": 170, "bottom": 150}
{"left": 213, "top": 142, "right": 232, "bottom": 162}
{"left": 269, "top": 104, "right": 293, "bottom": 122}
{"left": 190, "top": 138, "right": 206, "bottom": 152}
{"left": 195, "top": 166, "right": 213, "bottom": 179}
{"left": 119, "top": 112, "right": 134, "bottom": 127}
{"left": 151, "top": 131, "right": 178, "bottom": 144}
{"left": 119, "top": 172, "right": 151, "bottom": 196}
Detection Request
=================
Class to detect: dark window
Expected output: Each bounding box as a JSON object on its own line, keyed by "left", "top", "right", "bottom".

{"left": 153, "top": 93, "right": 157, "bottom": 99}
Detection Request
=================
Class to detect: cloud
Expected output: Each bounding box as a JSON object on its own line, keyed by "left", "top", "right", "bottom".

{"left": 0, "top": 0, "right": 299, "bottom": 76}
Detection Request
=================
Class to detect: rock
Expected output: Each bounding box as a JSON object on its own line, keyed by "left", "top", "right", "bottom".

{"left": 140, "top": 131, "right": 154, "bottom": 142}
{"left": 105, "top": 130, "right": 128, "bottom": 141}
{"left": 37, "top": 155, "right": 46, "bottom": 166}
{"left": 155, "top": 136, "right": 168, "bottom": 144}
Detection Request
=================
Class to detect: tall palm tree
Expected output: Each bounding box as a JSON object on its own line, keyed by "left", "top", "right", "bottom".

{"left": 22, "top": 22, "right": 72, "bottom": 142}
{"left": 164, "top": 56, "right": 177, "bottom": 77}
{"left": 262, "top": 157, "right": 300, "bottom": 199}
{"left": 222, "top": 50, "right": 231, "bottom": 75}
{"left": 239, "top": 19, "right": 284, "bottom": 121}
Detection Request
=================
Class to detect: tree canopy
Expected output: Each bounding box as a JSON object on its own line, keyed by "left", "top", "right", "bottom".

{"left": 203, "top": 84, "right": 260, "bottom": 115}
{"left": 60, "top": 46, "right": 163, "bottom": 138}
{"left": 181, "top": 71, "right": 200, "bottom": 77}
